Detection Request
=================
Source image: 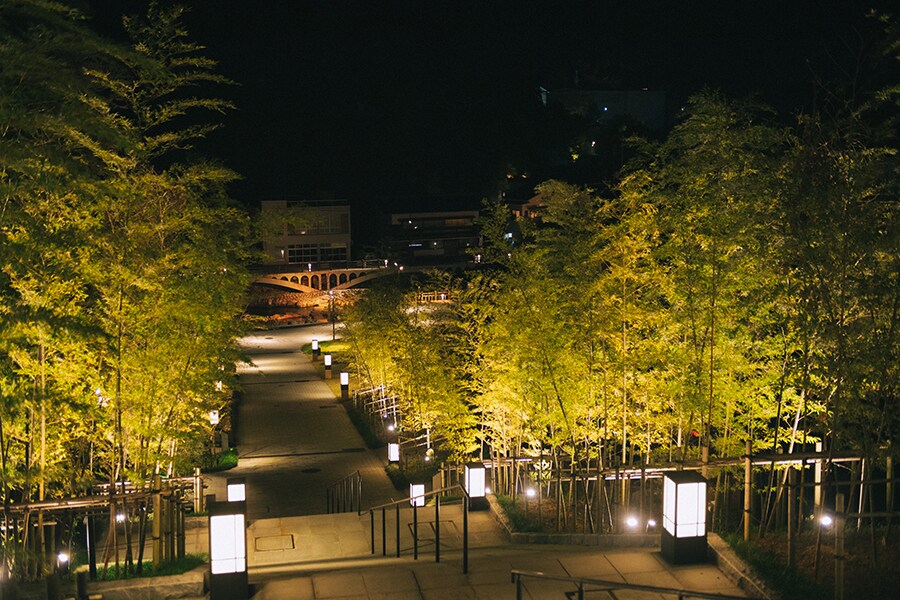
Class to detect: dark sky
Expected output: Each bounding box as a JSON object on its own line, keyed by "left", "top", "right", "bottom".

{"left": 85, "top": 1, "right": 892, "bottom": 223}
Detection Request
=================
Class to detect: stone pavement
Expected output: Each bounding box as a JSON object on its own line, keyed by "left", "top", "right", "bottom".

{"left": 206, "top": 324, "right": 398, "bottom": 519}
{"left": 241, "top": 503, "right": 749, "bottom": 598}
{"left": 248, "top": 542, "right": 749, "bottom": 599}
{"left": 205, "top": 325, "right": 755, "bottom": 599}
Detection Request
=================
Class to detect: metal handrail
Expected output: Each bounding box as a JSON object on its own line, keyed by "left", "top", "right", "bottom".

{"left": 511, "top": 569, "right": 749, "bottom": 600}
{"left": 366, "top": 484, "right": 471, "bottom": 573}
{"left": 326, "top": 470, "right": 362, "bottom": 514}
{"left": 367, "top": 484, "right": 467, "bottom": 513}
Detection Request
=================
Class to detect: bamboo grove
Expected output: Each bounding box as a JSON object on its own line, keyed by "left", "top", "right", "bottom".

{"left": 343, "top": 89, "right": 898, "bottom": 509}
{"left": 0, "top": 1, "right": 252, "bottom": 573}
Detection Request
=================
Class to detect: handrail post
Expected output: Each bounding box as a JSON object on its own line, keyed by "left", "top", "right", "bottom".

{"left": 395, "top": 503, "right": 400, "bottom": 557}
{"left": 370, "top": 510, "right": 374, "bottom": 554}
{"left": 435, "top": 494, "right": 441, "bottom": 562}
{"left": 463, "top": 495, "right": 469, "bottom": 574}
{"left": 578, "top": 582, "right": 584, "bottom": 600}
{"left": 515, "top": 574, "right": 522, "bottom": 600}
{"left": 413, "top": 504, "right": 418, "bottom": 560}
{"left": 381, "top": 507, "right": 386, "bottom": 556}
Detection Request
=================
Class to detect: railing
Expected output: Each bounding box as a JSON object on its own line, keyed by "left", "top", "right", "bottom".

{"left": 510, "top": 570, "right": 749, "bottom": 600}
{"left": 252, "top": 259, "right": 389, "bottom": 274}
{"left": 326, "top": 470, "right": 362, "bottom": 514}
{"left": 367, "top": 484, "right": 471, "bottom": 573}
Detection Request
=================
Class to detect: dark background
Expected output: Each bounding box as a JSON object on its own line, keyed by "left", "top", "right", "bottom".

{"left": 82, "top": 1, "right": 893, "bottom": 242}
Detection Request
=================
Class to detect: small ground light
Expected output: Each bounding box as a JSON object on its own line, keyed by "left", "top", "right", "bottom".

{"left": 116, "top": 513, "right": 125, "bottom": 523}
{"left": 526, "top": 488, "right": 536, "bottom": 498}
{"left": 57, "top": 552, "right": 69, "bottom": 575}
{"left": 820, "top": 514, "right": 833, "bottom": 527}
{"left": 647, "top": 519, "right": 657, "bottom": 527}
{"left": 485, "top": 486, "right": 491, "bottom": 494}
{"left": 626, "top": 516, "right": 639, "bottom": 529}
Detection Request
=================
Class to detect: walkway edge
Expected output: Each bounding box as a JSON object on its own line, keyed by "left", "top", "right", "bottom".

{"left": 707, "top": 533, "right": 778, "bottom": 600}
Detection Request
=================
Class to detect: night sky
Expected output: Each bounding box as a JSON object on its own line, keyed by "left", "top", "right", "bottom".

{"left": 84, "top": 1, "right": 892, "bottom": 235}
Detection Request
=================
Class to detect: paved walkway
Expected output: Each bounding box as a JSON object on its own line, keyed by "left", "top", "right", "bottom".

{"left": 206, "top": 325, "right": 753, "bottom": 599}
{"left": 241, "top": 503, "right": 747, "bottom": 599}
{"left": 207, "top": 324, "right": 398, "bottom": 519}
{"left": 249, "top": 543, "right": 748, "bottom": 600}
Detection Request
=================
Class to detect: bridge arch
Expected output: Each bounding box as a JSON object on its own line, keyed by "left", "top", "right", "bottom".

{"left": 311, "top": 275, "right": 319, "bottom": 289}
{"left": 301, "top": 275, "right": 309, "bottom": 286}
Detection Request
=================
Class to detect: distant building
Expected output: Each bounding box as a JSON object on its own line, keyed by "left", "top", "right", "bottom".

{"left": 260, "top": 198, "right": 351, "bottom": 266}
{"left": 544, "top": 88, "right": 668, "bottom": 132}
{"left": 386, "top": 210, "right": 479, "bottom": 264}
{"left": 509, "top": 194, "right": 545, "bottom": 221}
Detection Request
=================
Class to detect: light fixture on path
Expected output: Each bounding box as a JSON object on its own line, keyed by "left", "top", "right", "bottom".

{"left": 661, "top": 471, "right": 708, "bottom": 564}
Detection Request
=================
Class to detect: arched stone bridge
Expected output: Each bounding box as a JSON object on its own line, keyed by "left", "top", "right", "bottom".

{"left": 252, "top": 261, "right": 397, "bottom": 293}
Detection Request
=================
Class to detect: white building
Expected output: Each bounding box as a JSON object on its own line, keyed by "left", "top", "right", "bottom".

{"left": 260, "top": 199, "right": 351, "bottom": 266}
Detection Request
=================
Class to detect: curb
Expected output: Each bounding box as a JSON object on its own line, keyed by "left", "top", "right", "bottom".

{"left": 707, "top": 533, "right": 779, "bottom": 600}
{"left": 486, "top": 494, "right": 657, "bottom": 548}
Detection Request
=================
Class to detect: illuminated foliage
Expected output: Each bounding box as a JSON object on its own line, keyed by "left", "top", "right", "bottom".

{"left": 0, "top": 0, "right": 251, "bottom": 523}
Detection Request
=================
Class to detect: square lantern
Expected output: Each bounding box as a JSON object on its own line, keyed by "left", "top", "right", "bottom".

{"left": 227, "top": 477, "right": 246, "bottom": 502}
{"left": 324, "top": 354, "right": 332, "bottom": 379}
{"left": 465, "top": 462, "right": 488, "bottom": 510}
{"left": 311, "top": 338, "right": 320, "bottom": 358}
{"left": 661, "top": 471, "right": 708, "bottom": 564}
{"left": 208, "top": 496, "right": 248, "bottom": 600}
{"left": 387, "top": 441, "right": 400, "bottom": 463}
{"left": 340, "top": 372, "right": 349, "bottom": 401}
{"left": 409, "top": 483, "right": 426, "bottom": 507}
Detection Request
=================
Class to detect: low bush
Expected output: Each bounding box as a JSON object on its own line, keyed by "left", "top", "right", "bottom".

{"left": 93, "top": 554, "right": 207, "bottom": 581}
{"left": 201, "top": 447, "right": 238, "bottom": 473}
{"left": 495, "top": 494, "right": 542, "bottom": 532}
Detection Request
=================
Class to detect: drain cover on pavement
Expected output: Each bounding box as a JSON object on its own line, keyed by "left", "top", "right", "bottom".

{"left": 255, "top": 534, "right": 294, "bottom": 551}
{"left": 341, "top": 447, "right": 365, "bottom": 453}
{"left": 301, "top": 467, "right": 321, "bottom": 473}
{"left": 319, "top": 405, "right": 338, "bottom": 409}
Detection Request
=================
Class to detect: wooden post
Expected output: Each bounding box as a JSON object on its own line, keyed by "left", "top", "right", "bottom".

{"left": 857, "top": 458, "right": 865, "bottom": 531}
{"left": 111, "top": 502, "right": 119, "bottom": 574}
{"left": 177, "top": 503, "right": 185, "bottom": 559}
{"left": 193, "top": 468, "right": 203, "bottom": 513}
{"left": 167, "top": 495, "right": 176, "bottom": 561}
{"left": 614, "top": 467, "right": 620, "bottom": 534}
{"left": 152, "top": 475, "right": 162, "bottom": 565}
{"left": 744, "top": 440, "right": 752, "bottom": 542}
{"left": 787, "top": 468, "right": 796, "bottom": 569}
{"left": 887, "top": 454, "right": 894, "bottom": 514}
{"left": 814, "top": 441, "right": 823, "bottom": 511}
{"left": 835, "top": 493, "right": 845, "bottom": 600}
{"left": 639, "top": 464, "right": 646, "bottom": 530}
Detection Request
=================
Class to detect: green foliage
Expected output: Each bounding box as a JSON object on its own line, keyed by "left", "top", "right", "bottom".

{"left": 345, "top": 404, "right": 385, "bottom": 450}
{"left": 723, "top": 535, "right": 826, "bottom": 598}
{"left": 494, "top": 495, "right": 542, "bottom": 533}
{"left": 201, "top": 447, "right": 238, "bottom": 473}
{"left": 93, "top": 553, "right": 206, "bottom": 581}
{"left": 384, "top": 460, "right": 439, "bottom": 491}
{"left": 0, "top": 0, "right": 253, "bottom": 524}
{"left": 342, "top": 84, "right": 898, "bottom": 492}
